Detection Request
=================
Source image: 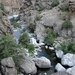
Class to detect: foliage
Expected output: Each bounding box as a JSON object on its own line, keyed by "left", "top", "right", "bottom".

{"left": 38, "top": 6, "right": 45, "bottom": 11}
{"left": 59, "top": 42, "right": 75, "bottom": 54}
{"left": 35, "top": 15, "right": 42, "bottom": 21}
{"left": 0, "top": 2, "right": 6, "bottom": 13}
{"left": 0, "top": 13, "right": 2, "bottom": 18}
{"left": 26, "top": 43, "right": 34, "bottom": 53}
{"left": 59, "top": 3, "right": 69, "bottom": 12}
{"left": 28, "top": 22, "right": 36, "bottom": 33}
{"left": 10, "top": 17, "right": 21, "bottom": 28}
{"left": 51, "top": 0, "right": 59, "bottom": 8}
{"left": 44, "top": 28, "right": 56, "bottom": 45}
{"left": 59, "top": 12, "right": 70, "bottom": 20}
{"left": 0, "top": 35, "right": 18, "bottom": 60}
{"left": 61, "top": 20, "right": 73, "bottom": 30}
{"left": 19, "top": 32, "right": 30, "bottom": 47}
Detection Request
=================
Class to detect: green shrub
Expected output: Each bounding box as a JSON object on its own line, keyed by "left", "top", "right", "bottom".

{"left": 0, "top": 35, "right": 18, "bottom": 60}
{"left": 28, "top": 22, "right": 36, "bottom": 33}
{"left": 38, "top": 6, "right": 45, "bottom": 11}
{"left": 0, "top": 13, "right": 2, "bottom": 18}
{"left": 59, "top": 3, "right": 69, "bottom": 12}
{"left": 26, "top": 43, "right": 34, "bottom": 53}
{"left": 51, "top": 0, "right": 59, "bottom": 8}
{"left": 61, "top": 20, "right": 73, "bottom": 30}
{"left": 60, "top": 42, "right": 75, "bottom": 54}
{"left": 0, "top": 2, "right": 6, "bottom": 13}
{"left": 11, "top": 21, "right": 21, "bottom": 28}
{"left": 35, "top": 15, "right": 42, "bottom": 21}
{"left": 19, "top": 32, "right": 30, "bottom": 47}
{"left": 44, "top": 28, "right": 56, "bottom": 45}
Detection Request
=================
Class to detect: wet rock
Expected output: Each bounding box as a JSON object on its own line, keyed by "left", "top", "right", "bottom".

{"left": 51, "top": 71, "right": 71, "bottom": 75}
{"left": 18, "top": 57, "right": 37, "bottom": 75}
{"left": 55, "top": 50, "right": 64, "bottom": 58}
{"left": 66, "top": 66, "right": 75, "bottom": 75}
{"left": 61, "top": 53, "right": 75, "bottom": 66}
{"left": 33, "top": 57, "right": 51, "bottom": 68}
{"left": 55, "top": 63, "right": 66, "bottom": 72}
{"left": 1, "top": 57, "right": 17, "bottom": 75}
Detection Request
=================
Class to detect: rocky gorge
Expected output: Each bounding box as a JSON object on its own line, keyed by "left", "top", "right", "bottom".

{"left": 0, "top": 0, "right": 75, "bottom": 75}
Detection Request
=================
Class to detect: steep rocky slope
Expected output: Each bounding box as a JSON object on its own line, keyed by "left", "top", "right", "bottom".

{"left": 20, "top": 0, "right": 75, "bottom": 42}
{"left": 0, "top": 0, "right": 22, "bottom": 15}
{"left": 0, "top": 9, "right": 13, "bottom": 36}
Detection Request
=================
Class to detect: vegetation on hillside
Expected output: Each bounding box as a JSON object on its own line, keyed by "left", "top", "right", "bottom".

{"left": 61, "top": 20, "right": 73, "bottom": 30}
{"left": 44, "top": 28, "right": 56, "bottom": 45}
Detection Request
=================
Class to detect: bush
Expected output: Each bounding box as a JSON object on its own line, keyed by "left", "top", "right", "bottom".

{"left": 19, "top": 32, "right": 30, "bottom": 47}
{"left": 28, "top": 22, "right": 36, "bottom": 33}
{"left": 26, "top": 43, "right": 34, "bottom": 53}
{"left": 60, "top": 42, "right": 75, "bottom": 54}
{"left": 59, "top": 3, "right": 69, "bottom": 12}
{"left": 51, "top": 0, "right": 59, "bottom": 8}
{"left": 10, "top": 17, "right": 21, "bottom": 28}
{"left": 0, "top": 35, "right": 18, "bottom": 60}
{"left": 35, "top": 15, "right": 42, "bottom": 21}
{"left": 61, "top": 20, "right": 73, "bottom": 30}
{"left": 38, "top": 6, "right": 45, "bottom": 11}
{"left": 0, "top": 13, "right": 2, "bottom": 18}
{"left": 44, "top": 28, "right": 56, "bottom": 45}
{"left": 0, "top": 2, "right": 6, "bottom": 13}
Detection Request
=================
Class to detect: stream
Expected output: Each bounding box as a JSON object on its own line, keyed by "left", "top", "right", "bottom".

{"left": 8, "top": 15, "right": 59, "bottom": 75}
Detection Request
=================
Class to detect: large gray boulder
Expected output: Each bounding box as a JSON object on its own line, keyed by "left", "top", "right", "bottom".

{"left": 55, "top": 63, "right": 66, "bottom": 72}
{"left": 61, "top": 53, "right": 75, "bottom": 66}
{"left": 55, "top": 50, "right": 64, "bottom": 59}
{"left": 66, "top": 66, "right": 75, "bottom": 75}
{"left": 51, "top": 72, "right": 71, "bottom": 75}
{"left": 1, "top": 57, "right": 17, "bottom": 75}
{"left": 19, "top": 57, "right": 37, "bottom": 75}
{"left": 33, "top": 57, "right": 51, "bottom": 68}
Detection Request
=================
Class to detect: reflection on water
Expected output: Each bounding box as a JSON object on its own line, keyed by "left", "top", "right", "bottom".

{"left": 37, "top": 48, "right": 59, "bottom": 75}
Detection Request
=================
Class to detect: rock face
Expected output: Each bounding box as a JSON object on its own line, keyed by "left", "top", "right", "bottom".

{"left": 51, "top": 72, "right": 71, "bottom": 75}
{"left": 1, "top": 57, "right": 17, "bottom": 75}
{"left": 0, "top": 10, "right": 13, "bottom": 36}
{"left": 0, "top": 0, "right": 21, "bottom": 15}
{"left": 55, "top": 63, "right": 66, "bottom": 72}
{"left": 55, "top": 50, "right": 64, "bottom": 59}
{"left": 61, "top": 53, "right": 75, "bottom": 66}
{"left": 18, "top": 57, "right": 37, "bottom": 75}
{"left": 66, "top": 66, "right": 75, "bottom": 75}
{"left": 33, "top": 57, "right": 51, "bottom": 68}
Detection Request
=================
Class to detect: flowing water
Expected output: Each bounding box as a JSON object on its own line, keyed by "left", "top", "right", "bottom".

{"left": 8, "top": 15, "right": 59, "bottom": 75}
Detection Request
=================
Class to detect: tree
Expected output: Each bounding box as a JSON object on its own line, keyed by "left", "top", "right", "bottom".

{"left": 0, "top": 34, "right": 18, "bottom": 60}
{"left": 61, "top": 20, "right": 73, "bottom": 30}
{"left": 44, "top": 28, "right": 56, "bottom": 45}
{"left": 19, "top": 32, "right": 30, "bottom": 47}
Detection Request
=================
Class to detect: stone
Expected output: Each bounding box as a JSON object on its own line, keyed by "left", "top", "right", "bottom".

{"left": 1, "top": 57, "right": 15, "bottom": 67}
{"left": 55, "top": 50, "right": 64, "bottom": 58}
{"left": 61, "top": 53, "right": 75, "bottom": 66}
{"left": 1, "top": 57, "right": 17, "bottom": 75}
{"left": 55, "top": 63, "right": 66, "bottom": 72}
{"left": 19, "top": 57, "right": 37, "bottom": 75}
{"left": 66, "top": 66, "right": 75, "bottom": 75}
{"left": 51, "top": 72, "right": 71, "bottom": 75}
{"left": 33, "top": 57, "right": 51, "bottom": 68}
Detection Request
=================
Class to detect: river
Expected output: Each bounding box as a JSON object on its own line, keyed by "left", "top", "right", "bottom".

{"left": 8, "top": 15, "right": 59, "bottom": 75}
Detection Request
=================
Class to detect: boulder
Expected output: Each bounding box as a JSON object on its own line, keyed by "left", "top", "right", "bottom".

{"left": 1, "top": 57, "right": 17, "bottom": 75}
{"left": 33, "top": 57, "right": 51, "bottom": 68}
{"left": 66, "top": 66, "right": 75, "bottom": 75}
{"left": 61, "top": 53, "right": 75, "bottom": 66}
{"left": 51, "top": 72, "right": 71, "bottom": 75}
{"left": 55, "top": 50, "right": 64, "bottom": 58}
{"left": 19, "top": 57, "right": 37, "bottom": 75}
{"left": 55, "top": 63, "right": 66, "bottom": 72}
